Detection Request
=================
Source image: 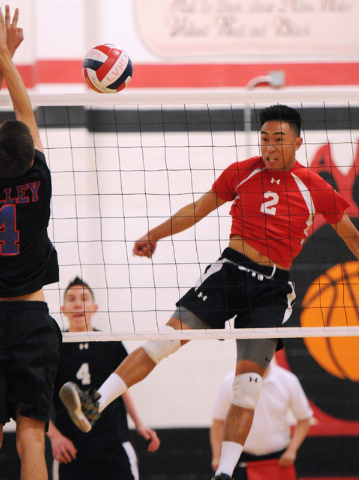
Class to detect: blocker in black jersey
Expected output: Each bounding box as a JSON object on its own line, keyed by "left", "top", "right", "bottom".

{"left": 0, "top": 149, "right": 59, "bottom": 296}
{"left": 52, "top": 341, "right": 137, "bottom": 480}
{"left": 0, "top": 8, "right": 61, "bottom": 480}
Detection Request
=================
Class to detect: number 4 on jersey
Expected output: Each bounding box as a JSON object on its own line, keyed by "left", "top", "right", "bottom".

{"left": 76, "top": 363, "right": 91, "bottom": 385}
{"left": 0, "top": 204, "right": 19, "bottom": 255}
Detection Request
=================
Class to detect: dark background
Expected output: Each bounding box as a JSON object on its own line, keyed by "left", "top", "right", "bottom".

{"left": 1, "top": 428, "right": 359, "bottom": 480}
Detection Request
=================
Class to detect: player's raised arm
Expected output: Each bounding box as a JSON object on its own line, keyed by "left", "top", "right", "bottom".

{"left": 0, "top": 6, "right": 42, "bottom": 152}
{"left": 133, "top": 190, "right": 227, "bottom": 258}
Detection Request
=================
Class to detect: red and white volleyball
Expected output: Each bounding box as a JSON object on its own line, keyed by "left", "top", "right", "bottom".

{"left": 82, "top": 44, "right": 133, "bottom": 93}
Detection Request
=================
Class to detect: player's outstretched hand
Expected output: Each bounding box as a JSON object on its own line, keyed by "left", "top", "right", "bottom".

{"left": 5, "top": 5, "right": 23, "bottom": 57}
{"left": 133, "top": 234, "right": 157, "bottom": 258}
{"left": 136, "top": 424, "right": 161, "bottom": 452}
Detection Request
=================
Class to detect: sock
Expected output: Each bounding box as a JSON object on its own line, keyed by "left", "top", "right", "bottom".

{"left": 97, "top": 373, "right": 127, "bottom": 412}
{"left": 215, "top": 441, "right": 243, "bottom": 477}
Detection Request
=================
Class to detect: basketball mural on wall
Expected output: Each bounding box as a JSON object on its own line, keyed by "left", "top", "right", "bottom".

{"left": 301, "top": 261, "right": 359, "bottom": 381}
{"left": 284, "top": 141, "right": 359, "bottom": 423}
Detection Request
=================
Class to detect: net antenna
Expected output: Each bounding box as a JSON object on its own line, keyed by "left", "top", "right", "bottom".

{"left": 18, "top": 87, "right": 359, "bottom": 342}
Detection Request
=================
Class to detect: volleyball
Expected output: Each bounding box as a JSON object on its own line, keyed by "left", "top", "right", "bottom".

{"left": 82, "top": 44, "right": 133, "bottom": 93}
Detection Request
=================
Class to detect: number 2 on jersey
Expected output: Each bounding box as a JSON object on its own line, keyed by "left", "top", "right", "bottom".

{"left": 76, "top": 363, "right": 91, "bottom": 385}
{"left": 260, "top": 192, "right": 279, "bottom": 216}
{"left": 0, "top": 204, "right": 19, "bottom": 255}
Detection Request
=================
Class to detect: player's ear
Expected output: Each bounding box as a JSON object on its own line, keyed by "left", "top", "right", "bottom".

{"left": 93, "top": 303, "right": 99, "bottom": 313}
{"left": 295, "top": 137, "right": 303, "bottom": 150}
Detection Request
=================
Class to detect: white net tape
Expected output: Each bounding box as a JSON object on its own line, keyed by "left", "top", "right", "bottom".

{"left": 64, "top": 326, "right": 359, "bottom": 342}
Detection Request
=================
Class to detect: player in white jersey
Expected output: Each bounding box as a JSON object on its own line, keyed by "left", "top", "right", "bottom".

{"left": 60, "top": 105, "right": 359, "bottom": 480}
{"left": 211, "top": 363, "right": 313, "bottom": 479}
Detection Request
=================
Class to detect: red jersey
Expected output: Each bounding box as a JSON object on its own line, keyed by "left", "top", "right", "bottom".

{"left": 212, "top": 156, "right": 350, "bottom": 268}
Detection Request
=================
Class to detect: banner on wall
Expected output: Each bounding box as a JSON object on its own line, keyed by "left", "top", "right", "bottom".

{"left": 134, "top": 0, "right": 359, "bottom": 58}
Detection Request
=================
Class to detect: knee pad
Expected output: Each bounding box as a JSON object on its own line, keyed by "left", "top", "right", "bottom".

{"left": 232, "top": 373, "right": 262, "bottom": 410}
{"left": 142, "top": 326, "right": 181, "bottom": 364}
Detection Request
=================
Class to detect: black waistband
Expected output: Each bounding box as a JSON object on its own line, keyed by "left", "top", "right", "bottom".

{"left": 236, "top": 448, "right": 287, "bottom": 465}
{"left": 0, "top": 301, "right": 49, "bottom": 312}
{"left": 221, "top": 248, "right": 290, "bottom": 281}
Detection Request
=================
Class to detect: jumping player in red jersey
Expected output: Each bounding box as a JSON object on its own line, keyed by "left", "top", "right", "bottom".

{"left": 0, "top": 6, "right": 61, "bottom": 480}
{"left": 60, "top": 104, "right": 359, "bottom": 480}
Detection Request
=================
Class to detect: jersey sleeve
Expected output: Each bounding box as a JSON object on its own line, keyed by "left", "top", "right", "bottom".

{"left": 287, "top": 374, "right": 314, "bottom": 422}
{"left": 212, "top": 162, "right": 241, "bottom": 202}
{"left": 309, "top": 172, "right": 350, "bottom": 224}
{"left": 32, "top": 149, "right": 52, "bottom": 194}
{"left": 212, "top": 372, "right": 234, "bottom": 421}
{"left": 34, "top": 149, "right": 47, "bottom": 165}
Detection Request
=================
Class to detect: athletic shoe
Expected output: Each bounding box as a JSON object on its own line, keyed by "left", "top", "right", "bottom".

{"left": 59, "top": 381, "right": 101, "bottom": 433}
{"left": 211, "top": 475, "right": 233, "bottom": 480}
{"left": 212, "top": 473, "right": 233, "bottom": 480}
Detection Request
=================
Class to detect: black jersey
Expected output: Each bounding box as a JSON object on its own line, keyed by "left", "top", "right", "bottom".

{"left": 0, "top": 149, "right": 58, "bottom": 296}
{"left": 53, "top": 340, "right": 130, "bottom": 453}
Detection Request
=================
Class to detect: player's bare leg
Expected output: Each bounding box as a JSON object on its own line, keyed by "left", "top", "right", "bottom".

{"left": 115, "top": 316, "right": 190, "bottom": 388}
{"left": 16, "top": 412, "right": 47, "bottom": 480}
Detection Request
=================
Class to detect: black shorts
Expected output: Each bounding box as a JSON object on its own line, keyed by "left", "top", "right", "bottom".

{"left": 57, "top": 441, "right": 138, "bottom": 480}
{"left": 0, "top": 301, "right": 62, "bottom": 425}
{"left": 176, "top": 248, "right": 295, "bottom": 331}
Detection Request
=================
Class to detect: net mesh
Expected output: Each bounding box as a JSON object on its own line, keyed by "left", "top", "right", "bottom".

{"left": 13, "top": 88, "right": 359, "bottom": 341}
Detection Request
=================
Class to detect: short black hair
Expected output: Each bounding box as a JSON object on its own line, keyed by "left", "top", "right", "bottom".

{"left": 259, "top": 105, "right": 301, "bottom": 137}
{"left": 64, "top": 276, "right": 95, "bottom": 301}
{"left": 0, "top": 120, "right": 35, "bottom": 178}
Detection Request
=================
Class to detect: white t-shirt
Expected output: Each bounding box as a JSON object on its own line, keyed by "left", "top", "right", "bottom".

{"left": 212, "top": 364, "right": 313, "bottom": 456}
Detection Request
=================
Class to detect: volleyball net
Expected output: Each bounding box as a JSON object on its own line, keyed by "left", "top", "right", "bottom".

{"left": 11, "top": 87, "right": 359, "bottom": 341}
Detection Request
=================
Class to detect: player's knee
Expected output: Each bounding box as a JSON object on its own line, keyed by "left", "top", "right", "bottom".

{"left": 232, "top": 372, "right": 262, "bottom": 410}
{"left": 142, "top": 325, "right": 181, "bottom": 364}
{"left": 16, "top": 422, "right": 45, "bottom": 458}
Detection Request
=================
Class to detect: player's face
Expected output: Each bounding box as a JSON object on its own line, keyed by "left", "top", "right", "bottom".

{"left": 62, "top": 285, "right": 98, "bottom": 332}
{"left": 260, "top": 121, "right": 302, "bottom": 171}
